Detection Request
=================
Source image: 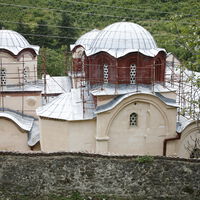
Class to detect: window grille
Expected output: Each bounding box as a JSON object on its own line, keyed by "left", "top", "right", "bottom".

{"left": 0, "top": 68, "right": 6, "bottom": 85}
{"left": 130, "top": 113, "right": 137, "bottom": 126}
{"left": 104, "top": 64, "right": 108, "bottom": 83}
{"left": 130, "top": 64, "right": 136, "bottom": 84}
{"left": 24, "top": 67, "right": 30, "bottom": 82}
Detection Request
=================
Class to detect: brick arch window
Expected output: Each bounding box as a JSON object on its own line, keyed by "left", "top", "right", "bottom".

{"left": 0, "top": 68, "right": 6, "bottom": 85}
{"left": 130, "top": 112, "right": 137, "bottom": 126}
{"left": 155, "top": 58, "right": 162, "bottom": 82}
{"left": 130, "top": 64, "right": 136, "bottom": 84}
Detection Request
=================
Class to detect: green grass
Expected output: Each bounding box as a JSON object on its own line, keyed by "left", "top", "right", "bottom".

{"left": 136, "top": 155, "right": 154, "bottom": 163}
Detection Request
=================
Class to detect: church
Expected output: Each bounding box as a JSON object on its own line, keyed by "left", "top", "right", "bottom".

{"left": 37, "top": 22, "right": 200, "bottom": 158}
{"left": 0, "top": 30, "right": 41, "bottom": 151}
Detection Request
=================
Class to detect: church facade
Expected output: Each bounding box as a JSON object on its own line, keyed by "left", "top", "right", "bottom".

{"left": 0, "top": 30, "right": 41, "bottom": 151}
{"left": 37, "top": 22, "right": 199, "bottom": 158}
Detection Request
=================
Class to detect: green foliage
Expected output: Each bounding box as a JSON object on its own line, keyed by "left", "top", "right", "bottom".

{"left": 0, "top": 0, "right": 199, "bottom": 75}
{"left": 38, "top": 47, "right": 69, "bottom": 76}
{"left": 136, "top": 155, "right": 154, "bottom": 163}
{"left": 57, "top": 12, "right": 78, "bottom": 50}
{"left": 33, "top": 19, "right": 53, "bottom": 48}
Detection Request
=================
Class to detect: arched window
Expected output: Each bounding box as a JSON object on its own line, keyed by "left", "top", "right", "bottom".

{"left": 130, "top": 112, "right": 137, "bottom": 126}
{"left": 104, "top": 64, "right": 108, "bottom": 83}
{"left": 155, "top": 58, "right": 162, "bottom": 82}
{"left": 130, "top": 64, "right": 136, "bottom": 84}
{"left": 0, "top": 68, "right": 6, "bottom": 85}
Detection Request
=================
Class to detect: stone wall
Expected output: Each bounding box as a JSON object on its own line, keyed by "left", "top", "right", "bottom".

{"left": 0, "top": 152, "right": 199, "bottom": 200}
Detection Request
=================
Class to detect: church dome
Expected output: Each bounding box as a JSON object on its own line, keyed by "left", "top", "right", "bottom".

{"left": 74, "top": 29, "right": 100, "bottom": 49}
{"left": 85, "top": 22, "right": 165, "bottom": 58}
{"left": 0, "top": 30, "right": 39, "bottom": 55}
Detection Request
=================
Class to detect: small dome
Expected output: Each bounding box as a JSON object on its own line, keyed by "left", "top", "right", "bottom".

{"left": 85, "top": 22, "right": 165, "bottom": 58}
{"left": 75, "top": 29, "right": 100, "bottom": 49}
{"left": 70, "top": 29, "right": 100, "bottom": 51}
{"left": 0, "top": 30, "right": 39, "bottom": 55}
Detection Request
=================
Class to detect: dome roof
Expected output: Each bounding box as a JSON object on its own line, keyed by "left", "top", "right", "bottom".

{"left": 0, "top": 30, "right": 39, "bottom": 55}
{"left": 75, "top": 29, "right": 100, "bottom": 49}
{"left": 70, "top": 29, "right": 100, "bottom": 51}
{"left": 84, "top": 22, "right": 165, "bottom": 58}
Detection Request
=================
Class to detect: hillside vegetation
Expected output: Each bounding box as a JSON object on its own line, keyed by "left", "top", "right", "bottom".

{"left": 0, "top": 0, "right": 199, "bottom": 75}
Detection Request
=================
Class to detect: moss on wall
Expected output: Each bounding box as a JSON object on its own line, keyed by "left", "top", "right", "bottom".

{"left": 0, "top": 152, "right": 199, "bottom": 200}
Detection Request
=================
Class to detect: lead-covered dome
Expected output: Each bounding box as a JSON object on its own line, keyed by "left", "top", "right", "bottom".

{"left": 85, "top": 22, "right": 165, "bottom": 58}
{"left": 0, "top": 30, "right": 39, "bottom": 55}
{"left": 70, "top": 29, "right": 100, "bottom": 51}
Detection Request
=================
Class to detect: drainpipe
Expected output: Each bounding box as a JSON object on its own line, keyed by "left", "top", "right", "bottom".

{"left": 163, "top": 132, "right": 181, "bottom": 156}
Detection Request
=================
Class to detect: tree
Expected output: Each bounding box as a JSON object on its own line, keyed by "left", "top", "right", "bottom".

{"left": 15, "top": 19, "right": 33, "bottom": 43}
{"left": 33, "top": 19, "right": 53, "bottom": 48}
{"left": 0, "top": 22, "right": 4, "bottom": 30}
{"left": 185, "top": 136, "right": 200, "bottom": 158}
{"left": 57, "top": 12, "right": 77, "bottom": 50}
{"left": 171, "top": 15, "right": 200, "bottom": 72}
{"left": 38, "top": 47, "right": 67, "bottom": 76}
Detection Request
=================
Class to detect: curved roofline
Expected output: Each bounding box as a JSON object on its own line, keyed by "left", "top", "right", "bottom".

{"left": 71, "top": 44, "right": 85, "bottom": 52}
{"left": 0, "top": 30, "right": 40, "bottom": 55}
{"left": 177, "top": 117, "right": 199, "bottom": 134}
{"left": 72, "top": 29, "right": 100, "bottom": 51}
{"left": 72, "top": 22, "right": 166, "bottom": 58}
{"left": 0, "top": 112, "right": 32, "bottom": 131}
{"left": 17, "top": 48, "right": 38, "bottom": 58}
{"left": 0, "top": 108, "right": 40, "bottom": 146}
{"left": 85, "top": 48, "right": 166, "bottom": 58}
{"left": 183, "top": 120, "right": 199, "bottom": 132}
{"left": 0, "top": 49, "right": 17, "bottom": 57}
{"left": 96, "top": 92, "right": 177, "bottom": 114}
{"left": 0, "top": 46, "right": 39, "bottom": 57}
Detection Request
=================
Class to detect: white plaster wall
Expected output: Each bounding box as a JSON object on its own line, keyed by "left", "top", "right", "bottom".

{"left": 19, "top": 52, "right": 38, "bottom": 83}
{"left": 39, "top": 93, "right": 177, "bottom": 156}
{"left": 0, "top": 118, "right": 30, "bottom": 151}
{"left": 39, "top": 118, "right": 68, "bottom": 152}
{"left": 39, "top": 118, "right": 96, "bottom": 153}
{"left": 1, "top": 93, "right": 41, "bottom": 117}
{"left": 176, "top": 122, "right": 200, "bottom": 158}
{"left": 96, "top": 93, "right": 177, "bottom": 156}
{"left": 67, "top": 120, "right": 96, "bottom": 152}
{"left": 0, "top": 51, "right": 37, "bottom": 85}
{"left": 108, "top": 101, "right": 167, "bottom": 155}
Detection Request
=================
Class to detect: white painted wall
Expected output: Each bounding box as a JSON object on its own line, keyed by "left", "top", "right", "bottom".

{"left": 39, "top": 118, "right": 96, "bottom": 153}
{"left": 0, "top": 51, "right": 37, "bottom": 85}
{"left": 39, "top": 93, "right": 179, "bottom": 156}
{"left": 0, "top": 118, "right": 30, "bottom": 151}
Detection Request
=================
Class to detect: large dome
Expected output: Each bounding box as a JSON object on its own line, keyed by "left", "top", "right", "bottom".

{"left": 84, "top": 22, "right": 165, "bottom": 58}
{"left": 91, "top": 22, "right": 157, "bottom": 50}
{"left": 0, "top": 30, "right": 39, "bottom": 55}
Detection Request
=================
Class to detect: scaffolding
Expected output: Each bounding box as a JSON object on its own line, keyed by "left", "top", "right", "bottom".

{"left": 165, "top": 56, "right": 200, "bottom": 120}
{"left": 0, "top": 53, "right": 39, "bottom": 116}
{"left": 0, "top": 50, "right": 199, "bottom": 122}
{"left": 73, "top": 53, "right": 200, "bottom": 121}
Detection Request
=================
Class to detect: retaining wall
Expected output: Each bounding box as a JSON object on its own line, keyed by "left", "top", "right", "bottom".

{"left": 0, "top": 152, "right": 199, "bottom": 199}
